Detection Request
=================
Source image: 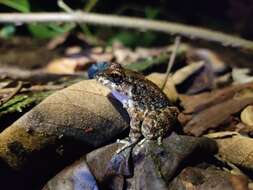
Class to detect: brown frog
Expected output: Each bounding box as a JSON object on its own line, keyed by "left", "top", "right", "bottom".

{"left": 95, "top": 62, "right": 179, "bottom": 147}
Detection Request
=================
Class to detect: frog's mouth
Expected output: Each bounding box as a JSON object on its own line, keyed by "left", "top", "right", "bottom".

{"left": 97, "top": 77, "right": 109, "bottom": 86}
{"left": 96, "top": 76, "right": 129, "bottom": 104}
{"left": 96, "top": 76, "right": 118, "bottom": 91}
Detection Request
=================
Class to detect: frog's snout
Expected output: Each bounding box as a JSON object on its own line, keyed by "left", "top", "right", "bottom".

{"left": 94, "top": 72, "right": 100, "bottom": 79}
{"left": 95, "top": 74, "right": 110, "bottom": 86}
{"left": 94, "top": 72, "right": 104, "bottom": 82}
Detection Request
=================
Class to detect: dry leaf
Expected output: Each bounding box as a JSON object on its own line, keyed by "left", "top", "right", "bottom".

{"left": 232, "top": 68, "right": 253, "bottom": 84}
{"left": 0, "top": 80, "right": 128, "bottom": 169}
{"left": 172, "top": 61, "right": 205, "bottom": 85}
{"left": 215, "top": 73, "right": 232, "bottom": 88}
{"left": 46, "top": 57, "right": 89, "bottom": 74}
{"left": 206, "top": 132, "right": 253, "bottom": 171}
{"left": 169, "top": 167, "right": 249, "bottom": 190}
{"left": 241, "top": 105, "right": 253, "bottom": 126}
{"left": 180, "top": 82, "right": 253, "bottom": 114}
{"left": 185, "top": 61, "right": 215, "bottom": 94}
{"left": 146, "top": 73, "right": 179, "bottom": 102}
{"left": 187, "top": 48, "right": 228, "bottom": 74}
{"left": 182, "top": 87, "right": 253, "bottom": 136}
{"left": 112, "top": 42, "right": 166, "bottom": 65}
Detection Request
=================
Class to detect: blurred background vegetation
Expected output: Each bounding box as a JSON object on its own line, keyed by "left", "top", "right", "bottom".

{"left": 0, "top": 0, "right": 253, "bottom": 47}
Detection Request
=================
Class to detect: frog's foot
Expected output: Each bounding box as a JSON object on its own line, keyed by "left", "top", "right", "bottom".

{"left": 116, "top": 140, "right": 137, "bottom": 154}
{"left": 116, "top": 138, "right": 131, "bottom": 144}
{"left": 137, "top": 138, "right": 147, "bottom": 147}
{"left": 157, "top": 136, "right": 162, "bottom": 145}
{"left": 116, "top": 144, "right": 130, "bottom": 154}
{"left": 137, "top": 137, "right": 162, "bottom": 148}
{"left": 133, "top": 138, "right": 148, "bottom": 154}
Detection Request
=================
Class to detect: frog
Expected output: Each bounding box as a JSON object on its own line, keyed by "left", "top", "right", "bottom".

{"left": 95, "top": 62, "right": 179, "bottom": 150}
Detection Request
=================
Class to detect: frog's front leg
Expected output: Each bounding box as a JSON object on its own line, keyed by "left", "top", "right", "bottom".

{"left": 129, "top": 111, "right": 143, "bottom": 143}
{"left": 116, "top": 109, "right": 143, "bottom": 154}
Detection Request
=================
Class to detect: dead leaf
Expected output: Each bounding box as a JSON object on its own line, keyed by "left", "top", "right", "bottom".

{"left": 46, "top": 32, "right": 90, "bottom": 50}
{"left": 46, "top": 57, "right": 88, "bottom": 74}
{"left": 169, "top": 167, "right": 249, "bottom": 190}
{"left": 206, "top": 132, "right": 253, "bottom": 171}
{"left": 172, "top": 61, "right": 205, "bottom": 85}
{"left": 174, "top": 61, "right": 216, "bottom": 94}
{"left": 181, "top": 87, "right": 253, "bottom": 136}
{"left": 229, "top": 175, "right": 250, "bottom": 190}
{"left": 180, "top": 82, "right": 253, "bottom": 114}
{"left": 0, "top": 80, "right": 129, "bottom": 169}
{"left": 112, "top": 42, "right": 166, "bottom": 65}
{"left": 235, "top": 122, "right": 253, "bottom": 136}
{"left": 241, "top": 105, "right": 253, "bottom": 126}
{"left": 215, "top": 73, "right": 232, "bottom": 88}
{"left": 232, "top": 68, "right": 253, "bottom": 84}
{"left": 0, "top": 37, "right": 57, "bottom": 70}
{"left": 187, "top": 48, "right": 229, "bottom": 74}
{"left": 146, "top": 73, "right": 179, "bottom": 102}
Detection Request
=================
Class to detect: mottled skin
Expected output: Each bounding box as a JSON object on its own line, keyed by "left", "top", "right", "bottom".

{"left": 95, "top": 62, "right": 179, "bottom": 144}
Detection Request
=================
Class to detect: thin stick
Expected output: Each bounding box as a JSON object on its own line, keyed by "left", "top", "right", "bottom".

{"left": 58, "top": 0, "right": 73, "bottom": 13}
{"left": 0, "top": 81, "right": 23, "bottom": 106}
{"left": 161, "top": 36, "right": 181, "bottom": 90}
{"left": 0, "top": 84, "right": 65, "bottom": 95}
{"left": 0, "top": 12, "right": 252, "bottom": 51}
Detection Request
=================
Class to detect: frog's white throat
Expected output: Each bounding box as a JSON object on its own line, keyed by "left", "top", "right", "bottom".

{"left": 98, "top": 77, "right": 135, "bottom": 109}
{"left": 98, "top": 76, "right": 134, "bottom": 98}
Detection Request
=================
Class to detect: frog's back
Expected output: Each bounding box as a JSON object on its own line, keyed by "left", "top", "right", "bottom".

{"left": 126, "top": 70, "right": 171, "bottom": 110}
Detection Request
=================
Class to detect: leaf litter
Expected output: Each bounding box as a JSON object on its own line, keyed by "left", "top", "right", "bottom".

{"left": 1, "top": 34, "right": 253, "bottom": 190}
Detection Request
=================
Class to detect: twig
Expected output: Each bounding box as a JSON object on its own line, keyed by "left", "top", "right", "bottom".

{"left": 58, "top": 0, "right": 73, "bottom": 13}
{"left": 161, "top": 36, "right": 181, "bottom": 90}
{"left": 0, "top": 81, "right": 23, "bottom": 106}
{"left": 0, "top": 67, "right": 84, "bottom": 83}
{"left": 83, "top": 0, "right": 98, "bottom": 12}
{"left": 57, "top": 1, "right": 102, "bottom": 45}
{"left": 0, "top": 84, "right": 65, "bottom": 95}
{"left": 0, "top": 12, "right": 252, "bottom": 51}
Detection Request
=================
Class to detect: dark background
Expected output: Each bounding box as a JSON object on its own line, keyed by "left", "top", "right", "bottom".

{"left": 0, "top": 0, "right": 253, "bottom": 44}
{"left": 28, "top": 0, "right": 253, "bottom": 40}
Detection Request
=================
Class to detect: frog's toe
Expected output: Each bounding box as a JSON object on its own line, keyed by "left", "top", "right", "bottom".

{"left": 116, "top": 141, "right": 135, "bottom": 154}
{"left": 157, "top": 136, "right": 162, "bottom": 145}
{"left": 116, "top": 138, "right": 131, "bottom": 144}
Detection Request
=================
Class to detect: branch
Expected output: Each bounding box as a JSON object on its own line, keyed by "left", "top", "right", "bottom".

{"left": 0, "top": 12, "right": 252, "bottom": 51}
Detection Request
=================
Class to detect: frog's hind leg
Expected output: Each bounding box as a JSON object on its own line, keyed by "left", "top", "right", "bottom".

{"left": 141, "top": 110, "right": 164, "bottom": 140}
{"left": 141, "top": 107, "right": 179, "bottom": 144}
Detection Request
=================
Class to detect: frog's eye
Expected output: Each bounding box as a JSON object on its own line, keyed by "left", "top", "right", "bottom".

{"left": 110, "top": 71, "right": 123, "bottom": 83}
{"left": 110, "top": 62, "right": 122, "bottom": 70}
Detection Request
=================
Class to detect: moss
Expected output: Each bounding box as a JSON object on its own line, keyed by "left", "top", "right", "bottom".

{"left": 0, "top": 91, "right": 53, "bottom": 119}
{"left": 0, "top": 125, "right": 55, "bottom": 168}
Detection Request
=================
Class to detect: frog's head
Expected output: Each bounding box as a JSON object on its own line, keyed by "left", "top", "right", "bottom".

{"left": 95, "top": 62, "right": 132, "bottom": 95}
